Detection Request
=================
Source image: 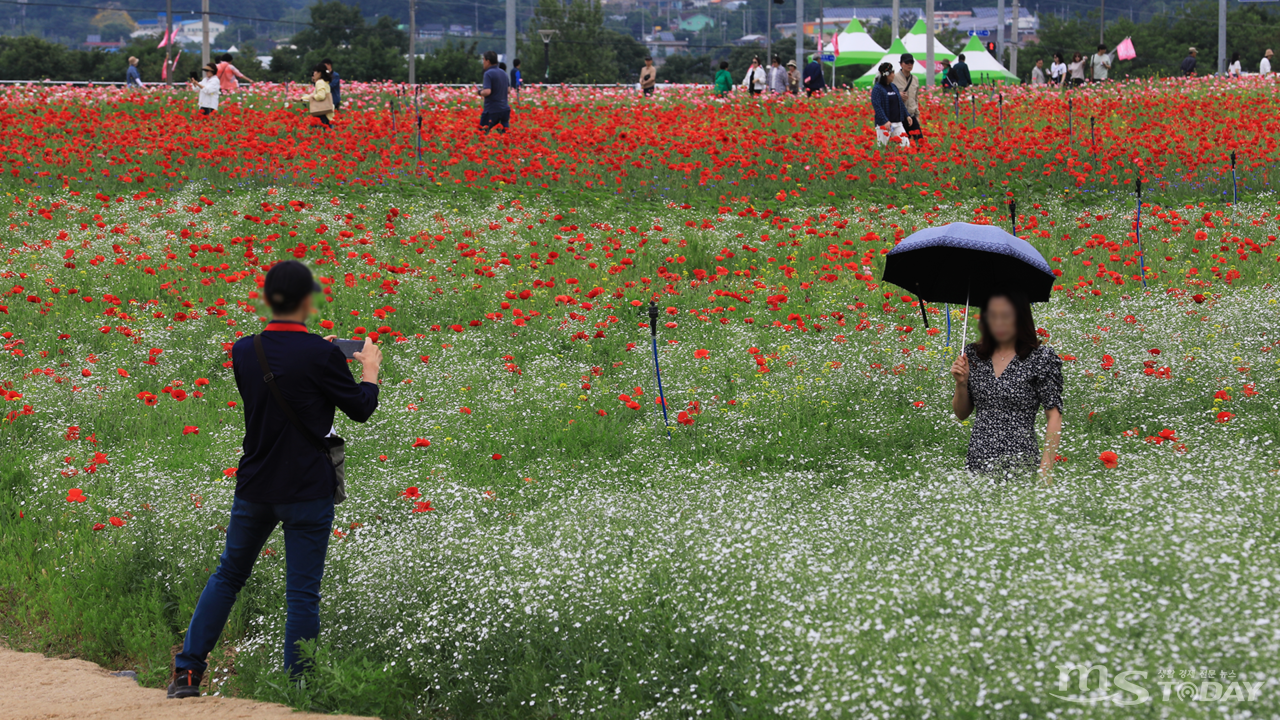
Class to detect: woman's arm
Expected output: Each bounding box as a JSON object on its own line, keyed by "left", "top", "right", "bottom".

{"left": 1039, "top": 407, "right": 1062, "bottom": 483}
{"left": 232, "top": 65, "right": 250, "bottom": 80}
{"left": 870, "top": 88, "right": 887, "bottom": 126}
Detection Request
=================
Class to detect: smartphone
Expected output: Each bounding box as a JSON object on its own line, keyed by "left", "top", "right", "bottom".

{"left": 332, "top": 339, "right": 365, "bottom": 358}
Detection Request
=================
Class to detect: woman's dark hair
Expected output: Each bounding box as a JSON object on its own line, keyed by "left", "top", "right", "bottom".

{"left": 313, "top": 63, "right": 332, "bottom": 82}
{"left": 1053, "top": 53, "right": 1062, "bottom": 62}
{"left": 204, "top": 63, "right": 218, "bottom": 75}
{"left": 1232, "top": 51, "right": 1240, "bottom": 62}
{"left": 877, "top": 61, "right": 894, "bottom": 86}
{"left": 1073, "top": 52, "right": 1083, "bottom": 61}
{"left": 221, "top": 53, "right": 232, "bottom": 63}
{"left": 974, "top": 290, "right": 1039, "bottom": 360}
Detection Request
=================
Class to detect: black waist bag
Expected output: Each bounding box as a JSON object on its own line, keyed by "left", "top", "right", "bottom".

{"left": 253, "top": 335, "right": 347, "bottom": 504}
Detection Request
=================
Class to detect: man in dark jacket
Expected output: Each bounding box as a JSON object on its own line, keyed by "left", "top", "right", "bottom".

{"left": 950, "top": 53, "right": 973, "bottom": 87}
{"left": 169, "top": 261, "right": 381, "bottom": 698}
{"left": 803, "top": 55, "right": 826, "bottom": 96}
{"left": 323, "top": 59, "right": 340, "bottom": 110}
{"left": 1180, "top": 47, "right": 1198, "bottom": 77}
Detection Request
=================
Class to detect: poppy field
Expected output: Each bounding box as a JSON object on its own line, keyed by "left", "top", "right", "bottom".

{"left": 1, "top": 81, "right": 1280, "bottom": 718}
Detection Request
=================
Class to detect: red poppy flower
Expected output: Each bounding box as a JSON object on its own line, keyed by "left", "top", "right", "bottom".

{"left": 1216, "top": 411, "right": 1234, "bottom": 423}
{"left": 460, "top": 407, "right": 472, "bottom": 414}
{"left": 182, "top": 426, "right": 199, "bottom": 435}
{"left": 91, "top": 522, "right": 105, "bottom": 531}
{"left": 1099, "top": 451, "right": 1119, "bottom": 469}
{"left": 412, "top": 438, "right": 431, "bottom": 448}
{"left": 171, "top": 388, "right": 187, "bottom": 402}
{"left": 693, "top": 349, "right": 710, "bottom": 359}
{"left": 492, "top": 453, "right": 503, "bottom": 460}
{"left": 108, "top": 516, "right": 125, "bottom": 527}
{"left": 401, "top": 486, "right": 421, "bottom": 499}
{"left": 412, "top": 501, "right": 435, "bottom": 513}
{"left": 66, "top": 488, "right": 86, "bottom": 503}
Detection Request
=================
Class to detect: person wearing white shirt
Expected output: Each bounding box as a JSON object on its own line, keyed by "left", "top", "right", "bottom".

{"left": 1091, "top": 44, "right": 1112, "bottom": 82}
{"left": 192, "top": 64, "right": 220, "bottom": 115}
{"left": 767, "top": 56, "right": 788, "bottom": 94}
{"left": 1049, "top": 53, "right": 1067, "bottom": 85}
{"left": 741, "top": 58, "right": 766, "bottom": 96}
{"left": 1262, "top": 49, "right": 1274, "bottom": 75}
{"left": 1031, "top": 59, "right": 1046, "bottom": 86}
{"left": 1228, "top": 52, "right": 1242, "bottom": 78}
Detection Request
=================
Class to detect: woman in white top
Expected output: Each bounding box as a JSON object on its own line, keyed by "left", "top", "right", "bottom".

{"left": 191, "top": 64, "right": 220, "bottom": 115}
{"left": 1229, "top": 52, "right": 1242, "bottom": 77}
{"left": 1067, "top": 53, "right": 1086, "bottom": 86}
{"left": 1049, "top": 53, "right": 1067, "bottom": 85}
{"left": 741, "top": 58, "right": 766, "bottom": 96}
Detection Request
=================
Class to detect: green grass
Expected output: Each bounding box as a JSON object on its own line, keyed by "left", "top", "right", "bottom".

{"left": 1, "top": 178, "right": 1279, "bottom": 718}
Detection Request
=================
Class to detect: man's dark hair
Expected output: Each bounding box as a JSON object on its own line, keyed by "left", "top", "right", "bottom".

{"left": 322, "top": 58, "right": 333, "bottom": 67}
{"left": 499, "top": 61, "right": 507, "bottom": 70}
{"left": 513, "top": 58, "right": 521, "bottom": 67}
{"left": 221, "top": 53, "right": 232, "bottom": 62}
{"left": 263, "top": 261, "right": 320, "bottom": 315}
{"left": 645, "top": 56, "right": 653, "bottom": 61}
{"left": 483, "top": 50, "right": 498, "bottom": 65}
{"left": 1097, "top": 44, "right": 1106, "bottom": 51}
{"left": 719, "top": 60, "right": 729, "bottom": 69}
{"left": 900, "top": 53, "right": 914, "bottom": 64}
{"left": 958, "top": 53, "right": 966, "bottom": 62}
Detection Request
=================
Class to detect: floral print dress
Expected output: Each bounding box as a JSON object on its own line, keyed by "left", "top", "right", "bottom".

{"left": 963, "top": 343, "right": 1064, "bottom": 475}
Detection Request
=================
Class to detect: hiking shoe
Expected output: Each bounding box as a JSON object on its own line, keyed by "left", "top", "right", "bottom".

{"left": 167, "top": 666, "right": 202, "bottom": 699}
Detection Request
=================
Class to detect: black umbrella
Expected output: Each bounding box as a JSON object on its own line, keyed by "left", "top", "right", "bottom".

{"left": 881, "top": 220, "right": 1055, "bottom": 349}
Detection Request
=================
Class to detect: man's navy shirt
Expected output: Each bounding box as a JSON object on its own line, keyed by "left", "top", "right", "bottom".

{"left": 231, "top": 320, "right": 379, "bottom": 504}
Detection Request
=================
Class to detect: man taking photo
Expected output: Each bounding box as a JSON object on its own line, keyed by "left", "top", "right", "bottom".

{"left": 639, "top": 56, "right": 657, "bottom": 96}
{"left": 169, "top": 260, "right": 381, "bottom": 698}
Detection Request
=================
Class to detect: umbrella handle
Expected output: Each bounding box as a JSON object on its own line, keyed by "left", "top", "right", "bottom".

{"left": 959, "top": 289, "right": 970, "bottom": 352}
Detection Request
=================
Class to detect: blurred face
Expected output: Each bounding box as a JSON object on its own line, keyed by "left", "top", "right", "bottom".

{"left": 901, "top": 60, "right": 914, "bottom": 73}
{"left": 312, "top": 70, "right": 321, "bottom": 81}
{"left": 984, "top": 296, "right": 1018, "bottom": 345}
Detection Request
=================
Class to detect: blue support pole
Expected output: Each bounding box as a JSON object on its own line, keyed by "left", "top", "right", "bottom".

{"left": 646, "top": 302, "right": 671, "bottom": 440}
{"left": 1136, "top": 178, "right": 1146, "bottom": 289}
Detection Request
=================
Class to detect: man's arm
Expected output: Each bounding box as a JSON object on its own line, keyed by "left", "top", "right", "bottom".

{"left": 480, "top": 72, "right": 492, "bottom": 97}
{"left": 320, "top": 341, "right": 380, "bottom": 423}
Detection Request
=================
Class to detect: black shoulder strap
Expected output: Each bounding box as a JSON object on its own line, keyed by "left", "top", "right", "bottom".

{"left": 903, "top": 75, "right": 914, "bottom": 92}
{"left": 253, "top": 334, "right": 329, "bottom": 455}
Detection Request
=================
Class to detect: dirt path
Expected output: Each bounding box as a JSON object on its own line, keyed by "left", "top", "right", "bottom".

{"left": 0, "top": 646, "right": 379, "bottom": 720}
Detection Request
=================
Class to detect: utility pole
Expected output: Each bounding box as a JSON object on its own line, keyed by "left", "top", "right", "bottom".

{"left": 766, "top": 0, "right": 771, "bottom": 60}
{"left": 820, "top": 0, "right": 828, "bottom": 86}
{"left": 164, "top": 0, "right": 172, "bottom": 87}
{"left": 1099, "top": 0, "right": 1104, "bottom": 44}
{"left": 925, "top": 0, "right": 934, "bottom": 87}
{"left": 201, "top": 0, "right": 210, "bottom": 66}
{"left": 1010, "top": 0, "right": 1018, "bottom": 77}
{"left": 891, "top": 0, "right": 899, "bottom": 41}
{"left": 1218, "top": 0, "right": 1226, "bottom": 75}
{"left": 506, "top": 0, "right": 515, "bottom": 69}
{"left": 997, "top": 0, "right": 1005, "bottom": 62}
{"left": 795, "top": 0, "right": 804, "bottom": 76}
{"left": 409, "top": 0, "right": 416, "bottom": 86}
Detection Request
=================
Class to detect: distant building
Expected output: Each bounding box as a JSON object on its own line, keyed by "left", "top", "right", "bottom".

{"left": 419, "top": 23, "right": 445, "bottom": 39}
{"left": 734, "top": 34, "right": 767, "bottom": 46}
{"left": 677, "top": 12, "right": 715, "bottom": 33}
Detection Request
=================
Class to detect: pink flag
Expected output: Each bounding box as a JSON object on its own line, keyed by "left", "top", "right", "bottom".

{"left": 1116, "top": 37, "right": 1136, "bottom": 61}
{"left": 158, "top": 26, "right": 177, "bottom": 48}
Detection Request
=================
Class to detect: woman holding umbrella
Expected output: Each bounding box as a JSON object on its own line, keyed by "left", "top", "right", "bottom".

{"left": 950, "top": 292, "right": 1063, "bottom": 480}
{"left": 880, "top": 220, "right": 1063, "bottom": 483}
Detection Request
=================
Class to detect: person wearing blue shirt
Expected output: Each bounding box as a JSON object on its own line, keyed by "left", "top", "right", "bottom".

{"left": 870, "top": 62, "right": 910, "bottom": 146}
{"left": 510, "top": 58, "right": 523, "bottom": 103}
{"left": 168, "top": 261, "right": 381, "bottom": 699}
{"left": 323, "top": 59, "right": 340, "bottom": 111}
{"left": 125, "top": 56, "right": 143, "bottom": 87}
{"left": 478, "top": 50, "right": 510, "bottom": 133}
{"left": 803, "top": 56, "right": 826, "bottom": 96}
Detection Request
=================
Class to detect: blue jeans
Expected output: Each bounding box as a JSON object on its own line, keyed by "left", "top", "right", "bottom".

{"left": 176, "top": 495, "right": 334, "bottom": 676}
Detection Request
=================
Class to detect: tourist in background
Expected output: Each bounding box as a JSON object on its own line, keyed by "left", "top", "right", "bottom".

{"left": 803, "top": 55, "right": 826, "bottom": 96}
{"left": 300, "top": 64, "right": 334, "bottom": 128}
{"left": 950, "top": 290, "right": 1063, "bottom": 481}
{"left": 786, "top": 60, "right": 799, "bottom": 94}
{"left": 768, "top": 56, "right": 787, "bottom": 94}
{"left": 893, "top": 54, "right": 922, "bottom": 143}
{"left": 1031, "top": 58, "right": 1046, "bottom": 86}
{"left": 477, "top": 50, "right": 510, "bottom": 133}
{"left": 1229, "top": 52, "right": 1242, "bottom": 77}
{"left": 871, "top": 62, "right": 909, "bottom": 147}
{"left": 1067, "top": 52, "right": 1086, "bottom": 86}
{"left": 714, "top": 60, "right": 733, "bottom": 96}
{"left": 1049, "top": 53, "right": 1066, "bottom": 85}
{"left": 639, "top": 56, "right": 657, "bottom": 96}
{"left": 1180, "top": 47, "right": 1198, "bottom": 76}
{"left": 192, "top": 63, "right": 220, "bottom": 115}
{"left": 323, "top": 59, "right": 341, "bottom": 110}
{"left": 743, "top": 57, "right": 766, "bottom": 96}
{"left": 1091, "top": 44, "right": 1111, "bottom": 83}
{"left": 950, "top": 54, "right": 972, "bottom": 88}
{"left": 510, "top": 58, "right": 523, "bottom": 103}
{"left": 125, "top": 56, "right": 143, "bottom": 87}
{"left": 216, "top": 53, "right": 251, "bottom": 93}
{"left": 1260, "top": 49, "right": 1273, "bottom": 75}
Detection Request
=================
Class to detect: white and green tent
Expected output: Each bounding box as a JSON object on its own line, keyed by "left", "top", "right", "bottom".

{"left": 851, "top": 37, "right": 923, "bottom": 88}
{"left": 899, "top": 18, "right": 957, "bottom": 63}
{"left": 821, "top": 18, "right": 886, "bottom": 67}
{"left": 954, "top": 35, "right": 1020, "bottom": 84}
